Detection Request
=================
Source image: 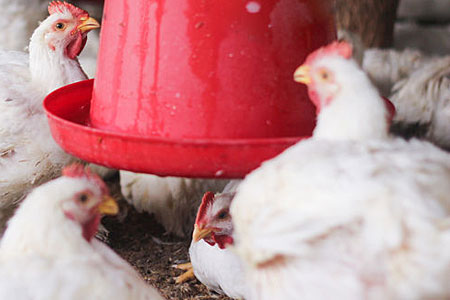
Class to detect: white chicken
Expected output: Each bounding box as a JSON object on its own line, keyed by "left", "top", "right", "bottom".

{"left": 363, "top": 47, "right": 450, "bottom": 150}
{"left": 357, "top": 43, "right": 450, "bottom": 150}
{"left": 0, "top": 0, "right": 100, "bottom": 78}
{"left": 0, "top": 164, "right": 164, "bottom": 300}
{"left": 293, "top": 42, "right": 390, "bottom": 141}
{"left": 362, "top": 48, "right": 426, "bottom": 97}
{"left": 389, "top": 55, "right": 450, "bottom": 150}
{"left": 176, "top": 180, "right": 247, "bottom": 299}
{"left": 0, "top": 1, "right": 100, "bottom": 232}
{"left": 231, "top": 42, "right": 450, "bottom": 300}
{"left": 120, "top": 171, "right": 228, "bottom": 237}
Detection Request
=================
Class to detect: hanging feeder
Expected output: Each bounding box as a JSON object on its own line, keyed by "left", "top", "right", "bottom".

{"left": 44, "top": 0, "right": 336, "bottom": 178}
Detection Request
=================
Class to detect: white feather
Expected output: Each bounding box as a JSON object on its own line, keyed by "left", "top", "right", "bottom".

{"left": 190, "top": 240, "right": 247, "bottom": 299}
{"left": 120, "top": 171, "right": 228, "bottom": 237}
{"left": 232, "top": 138, "right": 450, "bottom": 300}
{"left": 390, "top": 55, "right": 450, "bottom": 149}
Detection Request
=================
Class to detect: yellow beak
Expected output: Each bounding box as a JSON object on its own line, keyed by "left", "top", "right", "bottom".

{"left": 293, "top": 65, "right": 311, "bottom": 84}
{"left": 77, "top": 17, "right": 100, "bottom": 34}
{"left": 192, "top": 224, "right": 214, "bottom": 242}
{"left": 97, "top": 195, "right": 119, "bottom": 215}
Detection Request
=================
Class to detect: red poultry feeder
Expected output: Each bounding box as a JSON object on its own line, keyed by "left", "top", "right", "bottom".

{"left": 44, "top": 0, "right": 336, "bottom": 178}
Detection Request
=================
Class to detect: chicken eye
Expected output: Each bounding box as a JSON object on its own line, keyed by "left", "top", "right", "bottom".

{"left": 320, "top": 70, "right": 330, "bottom": 81}
{"left": 78, "top": 193, "right": 89, "bottom": 203}
{"left": 217, "top": 210, "right": 229, "bottom": 220}
{"left": 55, "top": 23, "right": 66, "bottom": 30}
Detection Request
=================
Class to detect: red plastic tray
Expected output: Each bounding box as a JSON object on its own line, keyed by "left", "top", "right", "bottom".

{"left": 44, "top": 80, "right": 307, "bottom": 178}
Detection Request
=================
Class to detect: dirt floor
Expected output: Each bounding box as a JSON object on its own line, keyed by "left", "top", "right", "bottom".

{"left": 101, "top": 174, "right": 231, "bottom": 300}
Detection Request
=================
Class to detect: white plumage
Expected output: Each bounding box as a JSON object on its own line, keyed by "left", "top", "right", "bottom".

{"left": 232, "top": 139, "right": 450, "bottom": 300}
{"left": 0, "top": 0, "right": 48, "bottom": 51}
{"left": 0, "top": 165, "right": 164, "bottom": 300}
{"left": 0, "top": 2, "right": 99, "bottom": 231}
{"left": 363, "top": 48, "right": 426, "bottom": 97}
{"left": 390, "top": 55, "right": 450, "bottom": 149}
{"left": 231, "top": 42, "right": 450, "bottom": 300}
{"left": 190, "top": 240, "right": 246, "bottom": 299}
{"left": 188, "top": 180, "right": 247, "bottom": 299}
{"left": 120, "top": 171, "right": 228, "bottom": 237}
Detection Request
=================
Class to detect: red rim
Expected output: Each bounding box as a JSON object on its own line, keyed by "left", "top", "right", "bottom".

{"left": 44, "top": 80, "right": 308, "bottom": 178}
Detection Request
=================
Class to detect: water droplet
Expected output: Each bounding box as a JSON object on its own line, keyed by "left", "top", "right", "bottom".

{"left": 228, "top": 53, "right": 234, "bottom": 58}
{"left": 215, "top": 170, "right": 224, "bottom": 177}
{"left": 172, "top": 105, "right": 177, "bottom": 110}
{"left": 246, "top": 1, "right": 261, "bottom": 13}
{"left": 175, "top": 92, "right": 181, "bottom": 98}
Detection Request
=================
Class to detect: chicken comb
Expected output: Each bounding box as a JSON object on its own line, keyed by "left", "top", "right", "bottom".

{"left": 62, "top": 164, "right": 108, "bottom": 195}
{"left": 195, "top": 191, "right": 215, "bottom": 225}
{"left": 304, "top": 41, "right": 353, "bottom": 65}
{"left": 48, "top": 1, "right": 88, "bottom": 18}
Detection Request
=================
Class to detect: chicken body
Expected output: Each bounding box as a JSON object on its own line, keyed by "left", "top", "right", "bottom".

{"left": 361, "top": 47, "right": 450, "bottom": 150}
{"left": 363, "top": 48, "right": 426, "bottom": 97}
{"left": 0, "top": 165, "right": 164, "bottom": 300}
{"left": 389, "top": 55, "right": 450, "bottom": 149}
{"left": 232, "top": 138, "right": 450, "bottom": 300}
{"left": 0, "top": 2, "right": 99, "bottom": 232}
{"left": 190, "top": 240, "right": 246, "bottom": 299}
{"left": 0, "top": 0, "right": 47, "bottom": 51}
{"left": 231, "top": 42, "right": 450, "bottom": 299}
{"left": 120, "top": 171, "right": 228, "bottom": 237}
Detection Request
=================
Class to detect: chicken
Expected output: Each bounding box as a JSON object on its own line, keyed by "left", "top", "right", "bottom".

{"left": 0, "top": 1, "right": 100, "bottom": 232}
{"left": 389, "top": 55, "right": 450, "bottom": 150}
{"left": 362, "top": 46, "right": 450, "bottom": 150}
{"left": 363, "top": 48, "right": 426, "bottom": 97}
{"left": 0, "top": 0, "right": 100, "bottom": 78}
{"left": 294, "top": 42, "right": 390, "bottom": 141}
{"left": 120, "top": 171, "right": 228, "bottom": 237}
{"left": 231, "top": 42, "right": 450, "bottom": 300}
{"left": 0, "top": 164, "right": 164, "bottom": 300}
{"left": 176, "top": 181, "right": 247, "bottom": 299}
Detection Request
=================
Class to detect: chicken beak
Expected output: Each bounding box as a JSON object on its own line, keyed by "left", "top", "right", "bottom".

{"left": 77, "top": 17, "right": 100, "bottom": 34}
{"left": 293, "top": 65, "right": 311, "bottom": 84}
{"left": 97, "top": 195, "right": 119, "bottom": 216}
{"left": 193, "top": 224, "right": 214, "bottom": 242}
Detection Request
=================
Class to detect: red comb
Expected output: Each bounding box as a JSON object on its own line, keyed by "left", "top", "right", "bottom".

{"left": 195, "top": 191, "right": 215, "bottom": 225}
{"left": 62, "top": 164, "right": 108, "bottom": 195}
{"left": 304, "top": 41, "right": 353, "bottom": 65}
{"left": 48, "top": 1, "right": 88, "bottom": 18}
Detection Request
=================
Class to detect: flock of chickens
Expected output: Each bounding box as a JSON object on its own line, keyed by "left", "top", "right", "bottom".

{"left": 0, "top": 1, "right": 449, "bottom": 299}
